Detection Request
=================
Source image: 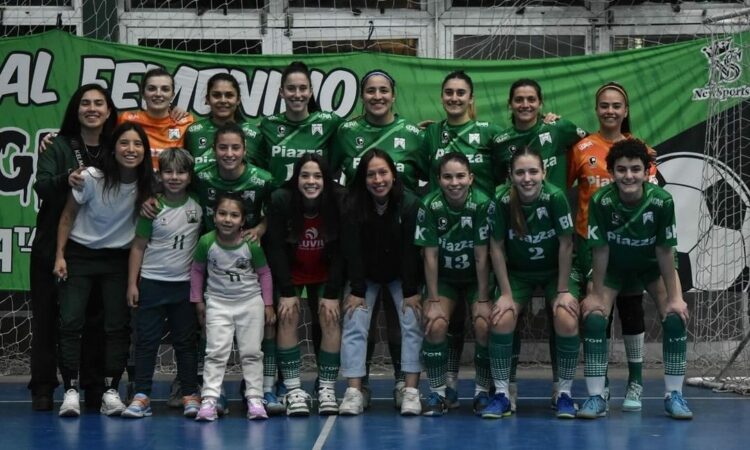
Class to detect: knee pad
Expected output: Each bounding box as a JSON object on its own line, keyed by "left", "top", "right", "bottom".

{"left": 617, "top": 294, "right": 646, "bottom": 334}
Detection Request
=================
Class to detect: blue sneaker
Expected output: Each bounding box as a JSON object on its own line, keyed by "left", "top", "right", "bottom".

{"left": 121, "top": 393, "right": 152, "bottom": 418}
{"left": 481, "top": 393, "right": 512, "bottom": 419}
{"left": 422, "top": 392, "right": 447, "bottom": 417}
{"left": 263, "top": 392, "right": 285, "bottom": 416}
{"left": 664, "top": 391, "right": 693, "bottom": 420}
{"left": 216, "top": 393, "right": 229, "bottom": 416}
{"left": 555, "top": 393, "right": 576, "bottom": 419}
{"left": 576, "top": 395, "right": 607, "bottom": 419}
{"left": 472, "top": 392, "right": 490, "bottom": 416}
{"left": 445, "top": 387, "right": 460, "bottom": 409}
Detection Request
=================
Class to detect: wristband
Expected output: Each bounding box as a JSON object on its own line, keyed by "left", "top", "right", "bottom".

{"left": 557, "top": 290, "right": 569, "bottom": 294}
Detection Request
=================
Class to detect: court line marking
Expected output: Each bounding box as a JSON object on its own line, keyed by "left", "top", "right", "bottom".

{"left": 312, "top": 416, "right": 337, "bottom": 450}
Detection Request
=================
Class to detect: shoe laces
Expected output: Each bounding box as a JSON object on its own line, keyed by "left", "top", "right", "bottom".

{"left": 669, "top": 392, "right": 688, "bottom": 408}
{"left": 319, "top": 387, "right": 336, "bottom": 401}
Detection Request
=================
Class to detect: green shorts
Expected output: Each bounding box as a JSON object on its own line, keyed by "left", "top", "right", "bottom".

{"left": 499, "top": 269, "right": 582, "bottom": 306}
{"left": 427, "top": 279, "right": 483, "bottom": 305}
{"left": 574, "top": 236, "right": 645, "bottom": 295}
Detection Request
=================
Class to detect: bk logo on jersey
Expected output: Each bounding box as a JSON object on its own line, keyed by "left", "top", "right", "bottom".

{"left": 311, "top": 123, "right": 323, "bottom": 136}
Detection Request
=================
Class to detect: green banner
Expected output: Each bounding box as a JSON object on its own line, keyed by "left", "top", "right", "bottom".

{"left": 1, "top": 30, "right": 748, "bottom": 290}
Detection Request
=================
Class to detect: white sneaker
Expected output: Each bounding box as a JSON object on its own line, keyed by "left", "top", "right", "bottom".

{"left": 339, "top": 387, "right": 364, "bottom": 416}
{"left": 400, "top": 387, "right": 421, "bottom": 416}
{"left": 317, "top": 387, "right": 339, "bottom": 415}
{"left": 509, "top": 382, "right": 518, "bottom": 413}
{"left": 393, "top": 381, "right": 406, "bottom": 409}
{"left": 59, "top": 389, "right": 80, "bottom": 417}
{"left": 284, "top": 388, "right": 311, "bottom": 417}
{"left": 100, "top": 388, "right": 126, "bottom": 416}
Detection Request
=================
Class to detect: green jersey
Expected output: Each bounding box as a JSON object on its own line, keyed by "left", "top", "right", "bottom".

{"left": 414, "top": 188, "right": 491, "bottom": 283}
{"left": 183, "top": 118, "right": 263, "bottom": 171}
{"left": 489, "top": 182, "right": 574, "bottom": 272}
{"left": 192, "top": 163, "right": 273, "bottom": 231}
{"left": 412, "top": 119, "right": 503, "bottom": 196}
{"left": 256, "top": 110, "right": 343, "bottom": 188}
{"left": 588, "top": 182, "right": 677, "bottom": 271}
{"left": 491, "top": 118, "right": 587, "bottom": 189}
{"left": 331, "top": 115, "right": 423, "bottom": 191}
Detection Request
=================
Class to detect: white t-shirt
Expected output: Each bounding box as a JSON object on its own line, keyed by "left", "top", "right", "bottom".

{"left": 69, "top": 167, "right": 137, "bottom": 249}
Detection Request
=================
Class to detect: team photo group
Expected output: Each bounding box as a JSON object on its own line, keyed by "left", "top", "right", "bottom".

{"left": 30, "top": 59, "right": 692, "bottom": 424}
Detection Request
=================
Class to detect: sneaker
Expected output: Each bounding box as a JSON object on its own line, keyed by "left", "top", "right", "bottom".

{"left": 576, "top": 395, "right": 607, "bottom": 419}
{"left": 247, "top": 397, "right": 268, "bottom": 420}
{"left": 317, "top": 387, "right": 339, "bottom": 415}
{"left": 400, "top": 388, "right": 421, "bottom": 416}
{"left": 393, "top": 381, "right": 406, "bottom": 409}
{"left": 339, "top": 387, "right": 364, "bottom": 416}
{"left": 59, "top": 389, "right": 80, "bottom": 417}
{"left": 182, "top": 394, "right": 201, "bottom": 418}
{"left": 422, "top": 392, "right": 447, "bottom": 417}
{"left": 195, "top": 398, "right": 218, "bottom": 422}
{"left": 509, "top": 382, "right": 518, "bottom": 413}
{"left": 481, "top": 393, "right": 512, "bottom": 419}
{"left": 445, "top": 386, "right": 460, "bottom": 409}
{"left": 361, "top": 384, "right": 372, "bottom": 410}
{"left": 275, "top": 380, "right": 288, "bottom": 398}
{"left": 622, "top": 382, "right": 643, "bottom": 412}
{"left": 472, "top": 391, "right": 490, "bottom": 416}
{"left": 166, "top": 378, "right": 182, "bottom": 409}
{"left": 555, "top": 393, "right": 576, "bottom": 419}
{"left": 216, "top": 392, "right": 229, "bottom": 416}
{"left": 32, "top": 392, "right": 53, "bottom": 411}
{"left": 664, "top": 391, "right": 693, "bottom": 420}
{"left": 262, "top": 392, "right": 285, "bottom": 416}
{"left": 100, "top": 389, "right": 126, "bottom": 416}
{"left": 122, "top": 393, "right": 152, "bottom": 418}
{"left": 285, "top": 388, "right": 311, "bottom": 417}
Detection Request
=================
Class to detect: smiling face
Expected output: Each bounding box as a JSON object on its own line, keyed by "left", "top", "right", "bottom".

{"left": 510, "top": 154, "right": 545, "bottom": 203}
{"left": 214, "top": 198, "right": 244, "bottom": 240}
{"left": 510, "top": 85, "right": 542, "bottom": 129}
{"left": 441, "top": 78, "right": 473, "bottom": 122}
{"left": 362, "top": 75, "right": 395, "bottom": 124}
{"left": 596, "top": 88, "right": 629, "bottom": 135}
{"left": 142, "top": 75, "right": 174, "bottom": 117}
{"left": 280, "top": 72, "right": 312, "bottom": 120}
{"left": 365, "top": 156, "right": 394, "bottom": 202}
{"left": 214, "top": 131, "right": 245, "bottom": 176}
{"left": 77, "top": 89, "right": 111, "bottom": 133}
{"left": 207, "top": 79, "right": 240, "bottom": 122}
{"left": 611, "top": 156, "right": 646, "bottom": 203}
{"left": 297, "top": 160, "right": 324, "bottom": 201}
{"left": 161, "top": 164, "right": 191, "bottom": 198}
{"left": 439, "top": 159, "right": 473, "bottom": 206}
{"left": 114, "top": 129, "right": 146, "bottom": 170}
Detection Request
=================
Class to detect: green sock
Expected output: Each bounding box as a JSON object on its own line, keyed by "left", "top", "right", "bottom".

{"left": 509, "top": 328, "right": 521, "bottom": 383}
{"left": 662, "top": 314, "right": 687, "bottom": 376}
{"left": 446, "top": 333, "right": 461, "bottom": 377}
{"left": 422, "top": 340, "right": 448, "bottom": 390}
{"left": 489, "top": 332, "right": 514, "bottom": 386}
{"left": 474, "top": 343, "right": 491, "bottom": 391}
{"left": 317, "top": 350, "right": 340, "bottom": 384}
{"left": 623, "top": 333, "right": 644, "bottom": 384}
{"left": 262, "top": 339, "right": 277, "bottom": 378}
{"left": 556, "top": 334, "right": 580, "bottom": 384}
{"left": 277, "top": 346, "right": 301, "bottom": 385}
{"left": 583, "top": 314, "right": 608, "bottom": 378}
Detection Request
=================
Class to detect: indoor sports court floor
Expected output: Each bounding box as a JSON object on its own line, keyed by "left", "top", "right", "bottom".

{"left": 0, "top": 371, "right": 747, "bottom": 450}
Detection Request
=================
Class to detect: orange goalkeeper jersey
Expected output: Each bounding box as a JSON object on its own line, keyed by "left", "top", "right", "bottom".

{"left": 118, "top": 111, "right": 195, "bottom": 170}
{"left": 568, "top": 133, "right": 658, "bottom": 237}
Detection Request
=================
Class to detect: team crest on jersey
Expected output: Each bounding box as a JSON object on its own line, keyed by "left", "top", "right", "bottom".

{"left": 277, "top": 125, "right": 286, "bottom": 137}
{"left": 207, "top": 188, "right": 217, "bottom": 201}
{"left": 168, "top": 128, "right": 181, "bottom": 140}
{"left": 461, "top": 216, "right": 472, "bottom": 228}
{"left": 438, "top": 217, "right": 448, "bottom": 230}
{"left": 417, "top": 208, "right": 426, "bottom": 223}
{"left": 642, "top": 211, "right": 654, "bottom": 224}
{"left": 611, "top": 212, "right": 622, "bottom": 225}
{"left": 234, "top": 258, "right": 251, "bottom": 270}
{"left": 241, "top": 190, "right": 256, "bottom": 202}
{"left": 588, "top": 156, "right": 597, "bottom": 166}
{"left": 394, "top": 137, "right": 406, "bottom": 149}
{"left": 441, "top": 130, "right": 451, "bottom": 144}
{"left": 185, "top": 208, "right": 199, "bottom": 223}
{"left": 355, "top": 136, "right": 365, "bottom": 149}
{"left": 536, "top": 207, "right": 548, "bottom": 219}
{"left": 199, "top": 137, "right": 208, "bottom": 148}
{"left": 312, "top": 123, "right": 323, "bottom": 136}
{"left": 468, "top": 133, "right": 480, "bottom": 145}
{"left": 539, "top": 132, "right": 552, "bottom": 146}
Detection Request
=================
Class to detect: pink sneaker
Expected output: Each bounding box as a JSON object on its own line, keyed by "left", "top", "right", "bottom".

{"left": 195, "top": 398, "right": 218, "bottom": 422}
{"left": 247, "top": 397, "right": 268, "bottom": 420}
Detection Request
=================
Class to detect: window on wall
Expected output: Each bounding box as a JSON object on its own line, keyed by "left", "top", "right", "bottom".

{"left": 451, "top": 1, "right": 584, "bottom": 6}
{"left": 455, "top": 34, "right": 585, "bottom": 60}
{"left": 1, "top": 25, "right": 76, "bottom": 38}
{"left": 288, "top": 0, "right": 422, "bottom": 9}
{"left": 1, "top": 1, "right": 72, "bottom": 5}
{"left": 293, "top": 38, "right": 418, "bottom": 55}
{"left": 612, "top": 34, "right": 705, "bottom": 51}
{"left": 138, "top": 38, "right": 263, "bottom": 54}
{"left": 130, "top": 0, "right": 264, "bottom": 8}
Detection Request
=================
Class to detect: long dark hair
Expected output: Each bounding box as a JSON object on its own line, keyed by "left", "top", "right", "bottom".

{"left": 59, "top": 83, "right": 118, "bottom": 141}
{"left": 346, "top": 148, "right": 404, "bottom": 223}
{"left": 281, "top": 61, "right": 320, "bottom": 113}
{"left": 206, "top": 72, "right": 245, "bottom": 123}
{"left": 102, "top": 122, "right": 153, "bottom": 212}
{"left": 596, "top": 81, "right": 631, "bottom": 134}
{"left": 508, "top": 78, "right": 543, "bottom": 126}
{"left": 508, "top": 146, "right": 544, "bottom": 238}
{"left": 281, "top": 153, "right": 339, "bottom": 241}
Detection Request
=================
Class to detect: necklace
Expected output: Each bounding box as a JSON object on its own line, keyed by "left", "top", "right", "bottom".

{"left": 83, "top": 142, "right": 101, "bottom": 161}
{"left": 375, "top": 200, "right": 389, "bottom": 216}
